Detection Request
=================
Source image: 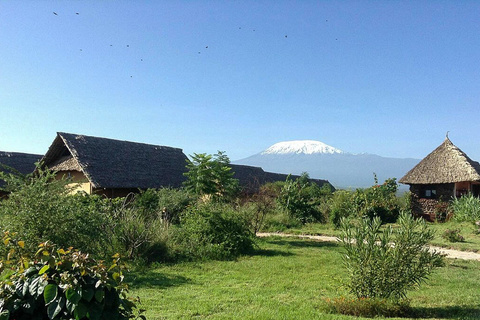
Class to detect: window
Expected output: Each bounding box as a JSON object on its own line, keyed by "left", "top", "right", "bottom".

{"left": 423, "top": 185, "right": 436, "bottom": 199}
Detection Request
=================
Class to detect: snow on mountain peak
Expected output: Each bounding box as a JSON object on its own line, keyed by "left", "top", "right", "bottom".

{"left": 261, "top": 140, "right": 344, "bottom": 155}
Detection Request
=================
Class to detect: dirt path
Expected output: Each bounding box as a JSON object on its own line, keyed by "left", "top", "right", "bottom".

{"left": 256, "top": 232, "right": 480, "bottom": 261}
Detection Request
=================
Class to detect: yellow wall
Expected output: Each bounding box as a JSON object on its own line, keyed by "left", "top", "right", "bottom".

{"left": 56, "top": 170, "right": 92, "bottom": 195}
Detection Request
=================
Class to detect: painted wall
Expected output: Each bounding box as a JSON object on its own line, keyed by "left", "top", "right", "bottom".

{"left": 55, "top": 170, "right": 91, "bottom": 194}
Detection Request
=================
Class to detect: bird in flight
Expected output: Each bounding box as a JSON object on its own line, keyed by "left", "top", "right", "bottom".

{"left": 76, "top": 12, "right": 79, "bottom": 15}
{"left": 53, "top": 12, "right": 58, "bottom": 15}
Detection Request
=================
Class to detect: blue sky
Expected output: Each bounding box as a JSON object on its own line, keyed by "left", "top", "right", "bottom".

{"left": 1, "top": 1, "right": 480, "bottom": 161}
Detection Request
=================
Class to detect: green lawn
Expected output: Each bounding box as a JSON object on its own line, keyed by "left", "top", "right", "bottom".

{"left": 129, "top": 237, "right": 480, "bottom": 320}
{"left": 428, "top": 221, "right": 480, "bottom": 252}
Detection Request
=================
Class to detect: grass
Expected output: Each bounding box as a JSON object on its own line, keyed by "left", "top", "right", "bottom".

{"left": 428, "top": 221, "right": 480, "bottom": 252}
{"left": 129, "top": 236, "right": 480, "bottom": 319}
{"left": 281, "top": 220, "right": 480, "bottom": 253}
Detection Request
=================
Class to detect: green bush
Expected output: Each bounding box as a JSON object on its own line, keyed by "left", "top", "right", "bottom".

{"left": 442, "top": 228, "right": 465, "bottom": 242}
{"left": 329, "top": 177, "right": 400, "bottom": 227}
{"left": 450, "top": 193, "right": 480, "bottom": 222}
{"left": 354, "top": 177, "right": 400, "bottom": 223}
{"left": 329, "top": 190, "right": 355, "bottom": 227}
{"left": 133, "top": 188, "right": 194, "bottom": 224}
{"left": 0, "top": 167, "right": 112, "bottom": 257}
{"left": 112, "top": 207, "right": 169, "bottom": 263}
{"left": 171, "top": 203, "right": 254, "bottom": 260}
{"left": 0, "top": 233, "right": 144, "bottom": 320}
{"left": 238, "top": 183, "right": 289, "bottom": 233}
{"left": 340, "top": 212, "right": 444, "bottom": 301}
{"left": 277, "top": 173, "right": 330, "bottom": 224}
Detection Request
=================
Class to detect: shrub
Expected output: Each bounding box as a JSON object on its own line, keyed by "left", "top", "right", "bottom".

{"left": 239, "top": 185, "right": 278, "bottom": 233}
{"left": 450, "top": 193, "right": 480, "bottom": 222}
{"left": 0, "top": 167, "right": 112, "bottom": 257}
{"left": 171, "top": 203, "right": 254, "bottom": 260}
{"left": 133, "top": 188, "right": 194, "bottom": 224}
{"left": 340, "top": 212, "right": 444, "bottom": 301}
{"left": 0, "top": 233, "right": 144, "bottom": 320}
{"left": 325, "top": 296, "right": 411, "bottom": 318}
{"left": 354, "top": 177, "right": 400, "bottom": 223}
{"left": 154, "top": 188, "right": 194, "bottom": 224}
{"left": 329, "top": 190, "right": 355, "bottom": 227}
{"left": 442, "top": 228, "right": 465, "bottom": 242}
{"left": 277, "top": 173, "right": 328, "bottom": 224}
{"left": 109, "top": 201, "right": 169, "bottom": 263}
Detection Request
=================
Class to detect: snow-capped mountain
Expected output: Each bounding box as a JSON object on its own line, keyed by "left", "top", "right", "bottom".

{"left": 261, "top": 140, "right": 344, "bottom": 155}
{"left": 234, "top": 140, "right": 419, "bottom": 189}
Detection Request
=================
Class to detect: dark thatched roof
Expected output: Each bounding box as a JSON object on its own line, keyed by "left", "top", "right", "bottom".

{"left": 399, "top": 137, "right": 480, "bottom": 185}
{"left": 42, "top": 132, "right": 189, "bottom": 189}
{"left": 0, "top": 151, "right": 42, "bottom": 187}
{"left": 231, "top": 164, "right": 334, "bottom": 192}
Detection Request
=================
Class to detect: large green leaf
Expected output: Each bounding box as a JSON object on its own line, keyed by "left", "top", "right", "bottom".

{"left": 82, "top": 286, "right": 95, "bottom": 302}
{"left": 66, "top": 299, "right": 75, "bottom": 314}
{"left": 94, "top": 289, "right": 105, "bottom": 303}
{"left": 44, "top": 283, "right": 58, "bottom": 305}
{"left": 29, "top": 276, "right": 47, "bottom": 298}
{"left": 74, "top": 301, "right": 87, "bottom": 320}
{"left": 0, "top": 310, "right": 10, "bottom": 320}
{"left": 66, "top": 287, "right": 82, "bottom": 304}
{"left": 15, "top": 281, "right": 24, "bottom": 298}
{"left": 47, "top": 296, "right": 65, "bottom": 320}
{"left": 38, "top": 265, "right": 50, "bottom": 275}
{"left": 22, "top": 278, "right": 31, "bottom": 297}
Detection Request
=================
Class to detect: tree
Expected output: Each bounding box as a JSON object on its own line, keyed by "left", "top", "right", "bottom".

{"left": 183, "top": 151, "right": 239, "bottom": 202}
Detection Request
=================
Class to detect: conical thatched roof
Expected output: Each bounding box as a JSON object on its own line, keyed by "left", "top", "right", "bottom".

{"left": 399, "top": 137, "right": 480, "bottom": 184}
{"left": 42, "top": 132, "right": 189, "bottom": 189}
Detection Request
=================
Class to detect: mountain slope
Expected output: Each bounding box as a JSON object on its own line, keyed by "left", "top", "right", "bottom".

{"left": 234, "top": 141, "right": 419, "bottom": 189}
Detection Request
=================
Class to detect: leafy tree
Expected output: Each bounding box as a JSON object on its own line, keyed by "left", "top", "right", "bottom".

{"left": 183, "top": 151, "right": 239, "bottom": 202}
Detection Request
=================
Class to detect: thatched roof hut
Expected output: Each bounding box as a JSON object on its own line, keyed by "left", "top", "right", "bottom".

{"left": 42, "top": 132, "right": 189, "bottom": 196}
{"left": 400, "top": 137, "right": 480, "bottom": 185}
{"left": 400, "top": 137, "right": 480, "bottom": 220}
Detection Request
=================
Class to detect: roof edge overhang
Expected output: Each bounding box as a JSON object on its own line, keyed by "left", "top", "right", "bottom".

{"left": 42, "top": 132, "right": 98, "bottom": 188}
